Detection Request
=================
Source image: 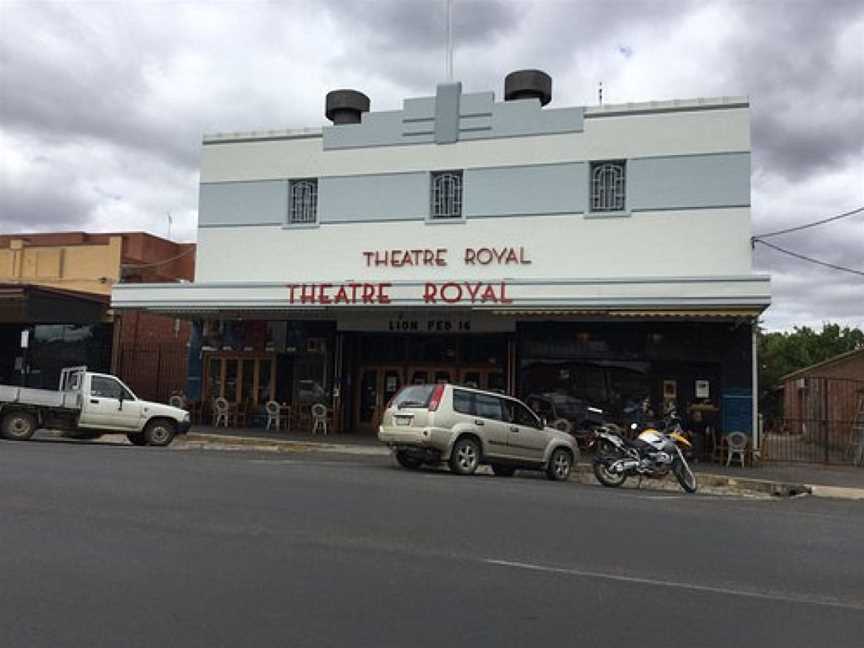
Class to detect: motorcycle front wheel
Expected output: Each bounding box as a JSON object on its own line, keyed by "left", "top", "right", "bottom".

{"left": 672, "top": 458, "right": 698, "bottom": 493}
{"left": 592, "top": 458, "right": 627, "bottom": 488}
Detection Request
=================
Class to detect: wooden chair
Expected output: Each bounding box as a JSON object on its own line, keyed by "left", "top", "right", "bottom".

{"left": 706, "top": 427, "right": 729, "bottom": 464}
{"left": 232, "top": 401, "right": 248, "bottom": 428}
{"left": 294, "top": 403, "right": 313, "bottom": 432}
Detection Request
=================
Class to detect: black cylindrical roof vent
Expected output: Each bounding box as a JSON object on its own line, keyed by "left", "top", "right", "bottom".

{"left": 325, "top": 89, "right": 371, "bottom": 125}
{"left": 504, "top": 69, "right": 552, "bottom": 106}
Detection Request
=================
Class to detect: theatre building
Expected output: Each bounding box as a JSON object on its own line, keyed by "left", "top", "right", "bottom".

{"left": 112, "top": 70, "right": 771, "bottom": 436}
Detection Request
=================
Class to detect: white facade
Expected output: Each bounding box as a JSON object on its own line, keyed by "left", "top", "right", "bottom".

{"left": 111, "top": 81, "right": 769, "bottom": 436}
{"left": 113, "top": 93, "right": 768, "bottom": 313}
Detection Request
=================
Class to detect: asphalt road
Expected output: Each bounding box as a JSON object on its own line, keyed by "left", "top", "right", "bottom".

{"left": 1, "top": 438, "right": 862, "bottom": 648}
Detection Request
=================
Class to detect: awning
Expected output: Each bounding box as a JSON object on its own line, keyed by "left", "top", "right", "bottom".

{"left": 489, "top": 308, "right": 761, "bottom": 320}
{"left": 0, "top": 283, "right": 109, "bottom": 324}
{"left": 111, "top": 275, "right": 772, "bottom": 317}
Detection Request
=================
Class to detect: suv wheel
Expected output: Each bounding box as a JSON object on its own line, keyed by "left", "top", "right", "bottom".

{"left": 395, "top": 451, "right": 422, "bottom": 470}
{"left": 491, "top": 463, "right": 516, "bottom": 477}
{"left": 546, "top": 448, "right": 573, "bottom": 481}
{"left": 449, "top": 437, "right": 481, "bottom": 476}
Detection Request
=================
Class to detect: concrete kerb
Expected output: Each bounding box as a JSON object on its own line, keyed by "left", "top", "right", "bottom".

{"left": 180, "top": 431, "right": 858, "bottom": 499}
{"left": 181, "top": 432, "right": 390, "bottom": 457}
{"left": 568, "top": 464, "right": 812, "bottom": 499}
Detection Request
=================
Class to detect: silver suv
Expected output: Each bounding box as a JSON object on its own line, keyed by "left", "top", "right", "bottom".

{"left": 378, "top": 383, "right": 578, "bottom": 480}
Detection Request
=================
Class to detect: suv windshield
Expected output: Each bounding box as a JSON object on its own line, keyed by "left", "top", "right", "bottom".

{"left": 391, "top": 384, "right": 437, "bottom": 409}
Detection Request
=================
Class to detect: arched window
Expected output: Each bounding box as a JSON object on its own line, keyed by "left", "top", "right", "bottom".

{"left": 288, "top": 179, "right": 318, "bottom": 224}
{"left": 430, "top": 170, "right": 463, "bottom": 219}
{"left": 590, "top": 161, "right": 626, "bottom": 212}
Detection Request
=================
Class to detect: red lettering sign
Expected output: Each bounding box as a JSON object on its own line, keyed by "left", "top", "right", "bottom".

{"left": 285, "top": 283, "right": 393, "bottom": 305}
{"left": 422, "top": 282, "right": 511, "bottom": 305}
{"left": 364, "top": 247, "right": 529, "bottom": 267}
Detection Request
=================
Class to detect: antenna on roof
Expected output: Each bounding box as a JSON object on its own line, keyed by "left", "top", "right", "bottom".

{"left": 598, "top": 81, "right": 604, "bottom": 105}
{"left": 446, "top": 0, "right": 454, "bottom": 81}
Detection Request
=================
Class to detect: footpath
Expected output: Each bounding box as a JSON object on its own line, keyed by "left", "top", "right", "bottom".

{"left": 181, "top": 426, "right": 864, "bottom": 501}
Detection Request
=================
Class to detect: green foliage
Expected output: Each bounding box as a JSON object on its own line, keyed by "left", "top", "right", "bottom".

{"left": 759, "top": 323, "right": 864, "bottom": 393}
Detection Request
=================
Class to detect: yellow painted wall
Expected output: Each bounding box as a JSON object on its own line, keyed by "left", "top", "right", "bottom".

{"left": 0, "top": 236, "right": 123, "bottom": 296}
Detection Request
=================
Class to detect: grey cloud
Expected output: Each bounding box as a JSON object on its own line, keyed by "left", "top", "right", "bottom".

{"left": 0, "top": 3, "right": 200, "bottom": 168}
{"left": 326, "top": 0, "right": 524, "bottom": 50}
{"left": 1, "top": 0, "right": 862, "bottom": 330}
{"left": 726, "top": 1, "right": 864, "bottom": 180}
{"left": 0, "top": 166, "right": 93, "bottom": 232}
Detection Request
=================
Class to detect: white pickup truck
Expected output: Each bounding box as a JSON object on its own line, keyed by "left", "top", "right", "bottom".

{"left": 0, "top": 367, "right": 190, "bottom": 446}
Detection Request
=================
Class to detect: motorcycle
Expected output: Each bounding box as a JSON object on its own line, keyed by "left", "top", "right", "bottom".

{"left": 591, "top": 415, "right": 698, "bottom": 493}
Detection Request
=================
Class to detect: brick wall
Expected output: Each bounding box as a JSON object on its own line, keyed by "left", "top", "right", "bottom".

{"left": 782, "top": 352, "right": 864, "bottom": 423}
{"left": 112, "top": 311, "right": 191, "bottom": 402}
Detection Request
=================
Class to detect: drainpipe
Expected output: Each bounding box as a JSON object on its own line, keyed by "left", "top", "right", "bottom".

{"left": 752, "top": 321, "right": 759, "bottom": 450}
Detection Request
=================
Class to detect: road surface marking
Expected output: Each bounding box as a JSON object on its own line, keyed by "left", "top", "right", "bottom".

{"left": 484, "top": 559, "right": 864, "bottom": 612}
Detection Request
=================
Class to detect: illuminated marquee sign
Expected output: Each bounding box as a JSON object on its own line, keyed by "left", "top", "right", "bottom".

{"left": 284, "top": 246, "right": 528, "bottom": 305}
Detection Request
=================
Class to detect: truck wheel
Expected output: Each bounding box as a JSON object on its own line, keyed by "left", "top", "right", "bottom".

{"left": 2, "top": 411, "right": 38, "bottom": 441}
{"left": 127, "top": 431, "right": 147, "bottom": 446}
{"left": 144, "top": 419, "right": 176, "bottom": 447}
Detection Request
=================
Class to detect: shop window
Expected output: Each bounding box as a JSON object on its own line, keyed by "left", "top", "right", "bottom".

{"left": 590, "top": 161, "right": 626, "bottom": 212}
{"left": 430, "top": 170, "right": 463, "bottom": 219}
{"left": 288, "top": 178, "right": 318, "bottom": 225}
{"left": 204, "top": 354, "right": 276, "bottom": 405}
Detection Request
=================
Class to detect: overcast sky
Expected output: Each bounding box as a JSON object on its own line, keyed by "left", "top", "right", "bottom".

{"left": 1, "top": 0, "right": 862, "bottom": 330}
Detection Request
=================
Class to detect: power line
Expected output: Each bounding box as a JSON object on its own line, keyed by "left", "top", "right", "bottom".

{"left": 754, "top": 239, "right": 864, "bottom": 277}
{"left": 754, "top": 205, "right": 864, "bottom": 239}
{"left": 121, "top": 245, "right": 195, "bottom": 270}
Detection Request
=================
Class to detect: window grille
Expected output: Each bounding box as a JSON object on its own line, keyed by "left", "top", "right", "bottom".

{"left": 430, "top": 170, "right": 463, "bottom": 219}
{"left": 288, "top": 179, "right": 318, "bottom": 224}
{"left": 590, "top": 161, "right": 626, "bottom": 212}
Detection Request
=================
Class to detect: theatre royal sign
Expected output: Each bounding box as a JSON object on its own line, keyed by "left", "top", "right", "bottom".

{"left": 284, "top": 246, "right": 531, "bottom": 306}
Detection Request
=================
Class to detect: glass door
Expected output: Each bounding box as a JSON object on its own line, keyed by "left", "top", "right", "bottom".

{"left": 354, "top": 366, "right": 404, "bottom": 433}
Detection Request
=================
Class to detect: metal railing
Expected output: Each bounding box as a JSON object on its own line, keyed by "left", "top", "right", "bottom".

{"left": 762, "top": 377, "right": 864, "bottom": 465}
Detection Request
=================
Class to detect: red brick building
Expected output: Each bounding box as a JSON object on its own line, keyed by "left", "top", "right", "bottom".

{"left": 770, "top": 348, "right": 864, "bottom": 463}
{"left": 0, "top": 231, "right": 195, "bottom": 400}
{"left": 781, "top": 348, "right": 864, "bottom": 424}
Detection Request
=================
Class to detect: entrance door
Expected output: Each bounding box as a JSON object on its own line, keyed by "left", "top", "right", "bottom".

{"left": 355, "top": 367, "right": 404, "bottom": 434}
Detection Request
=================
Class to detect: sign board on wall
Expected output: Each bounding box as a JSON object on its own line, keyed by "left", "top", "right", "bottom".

{"left": 695, "top": 380, "right": 710, "bottom": 399}
{"left": 337, "top": 312, "right": 516, "bottom": 334}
